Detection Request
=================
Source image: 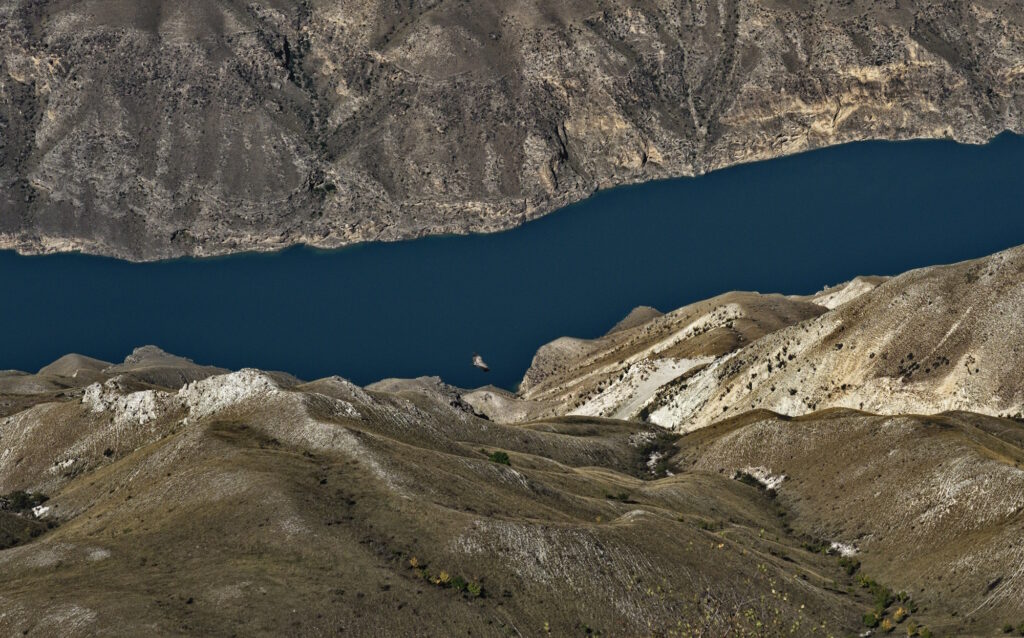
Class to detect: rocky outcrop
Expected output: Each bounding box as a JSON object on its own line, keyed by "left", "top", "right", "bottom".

{"left": 2, "top": 0, "right": 1022, "bottom": 260}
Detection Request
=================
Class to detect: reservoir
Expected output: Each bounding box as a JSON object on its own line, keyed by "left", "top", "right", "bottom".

{"left": 3, "top": 133, "right": 1024, "bottom": 390}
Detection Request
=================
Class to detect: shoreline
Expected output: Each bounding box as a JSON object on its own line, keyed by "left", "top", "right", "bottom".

{"left": 2, "top": 130, "right": 1020, "bottom": 264}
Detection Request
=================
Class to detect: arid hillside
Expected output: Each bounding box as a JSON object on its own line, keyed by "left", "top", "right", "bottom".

{"left": 0, "top": 350, "right": 870, "bottom": 636}
{"left": 2, "top": 0, "right": 1022, "bottom": 259}
{"left": 496, "top": 245, "right": 1024, "bottom": 433}
{"left": 1, "top": 343, "right": 1023, "bottom": 634}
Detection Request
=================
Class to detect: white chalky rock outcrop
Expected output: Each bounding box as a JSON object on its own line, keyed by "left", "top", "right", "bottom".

{"left": 177, "top": 369, "right": 282, "bottom": 421}
{"left": 82, "top": 380, "right": 166, "bottom": 427}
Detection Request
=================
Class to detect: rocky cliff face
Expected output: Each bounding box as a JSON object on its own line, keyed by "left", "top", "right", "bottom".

{"left": 2, "top": 0, "right": 1022, "bottom": 259}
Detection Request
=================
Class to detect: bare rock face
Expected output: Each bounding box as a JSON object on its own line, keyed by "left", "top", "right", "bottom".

{"left": 2, "top": 0, "right": 1022, "bottom": 260}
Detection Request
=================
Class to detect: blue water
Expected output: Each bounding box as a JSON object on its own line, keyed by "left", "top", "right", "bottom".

{"left": 3, "top": 133, "right": 1024, "bottom": 389}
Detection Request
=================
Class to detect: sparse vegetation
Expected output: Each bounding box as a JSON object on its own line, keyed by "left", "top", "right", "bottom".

{"left": 732, "top": 470, "right": 776, "bottom": 498}
{"left": 854, "top": 576, "right": 925, "bottom": 635}
{"left": 0, "top": 491, "right": 48, "bottom": 514}
{"left": 7, "top": 273, "right": 1024, "bottom": 638}
{"left": 407, "top": 557, "right": 483, "bottom": 599}
{"left": 604, "top": 491, "right": 631, "bottom": 502}
{"left": 733, "top": 471, "right": 762, "bottom": 489}
{"left": 838, "top": 556, "right": 861, "bottom": 576}
{"left": 487, "top": 451, "right": 510, "bottom": 465}
{"left": 859, "top": 575, "right": 894, "bottom": 615}
{"left": 634, "top": 433, "right": 676, "bottom": 478}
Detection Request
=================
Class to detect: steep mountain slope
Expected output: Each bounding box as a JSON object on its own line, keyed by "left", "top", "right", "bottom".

{"left": 467, "top": 290, "right": 829, "bottom": 422}
{"left": 647, "top": 245, "right": 1024, "bottom": 430}
{"left": 2, "top": 0, "right": 1023, "bottom": 259}
{"left": 798, "top": 275, "right": 889, "bottom": 310}
{"left": 506, "top": 246, "right": 1024, "bottom": 432}
{"left": 676, "top": 408, "right": 1024, "bottom": 636}
{"left": 5, "top": 245, "right": 1024, "bottom": 633}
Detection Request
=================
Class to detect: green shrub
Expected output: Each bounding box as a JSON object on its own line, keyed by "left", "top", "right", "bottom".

{"left": 863, "top": 612, "right": 879, "bottom": 628}
{"left": 488, "top": 451, "right": 510, "bottom": 465}
{"left": 858, "top": 576, "right": 894, "bottom": 614}
{"left": 466, "top": 582, "right": 483, "bottom": 598}
{"left": 877, "top": 589, "right": 893, "bottom": 610}
{"left": 1, "top": 491, "right": 48, "bottom": 513}
{"left": 838, "top": 556, "right": 861, "bottom": 576}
